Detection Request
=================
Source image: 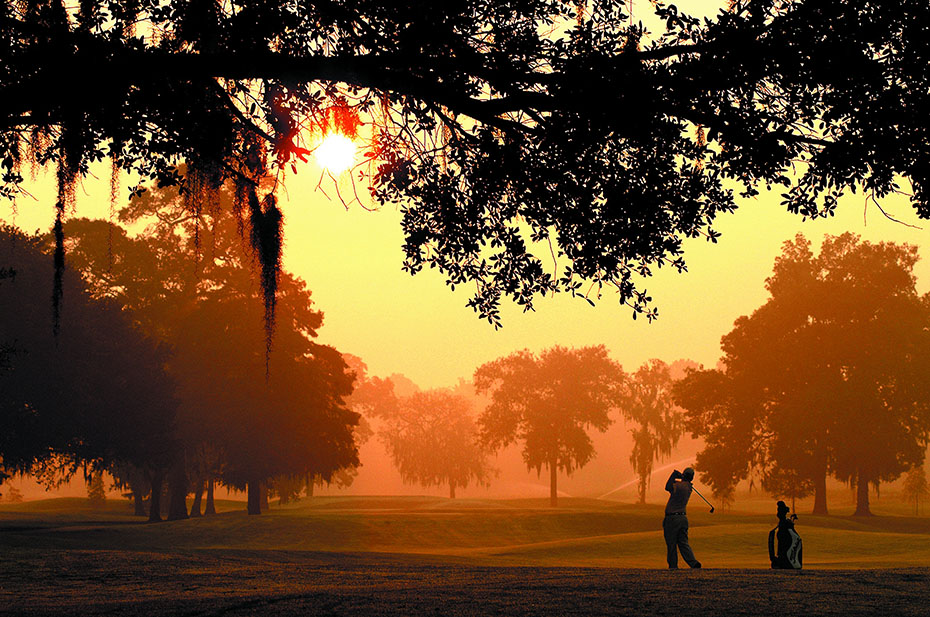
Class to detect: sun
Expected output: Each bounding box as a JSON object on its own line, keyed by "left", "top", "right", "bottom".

{"left": 315, "top": 133, "right": 356, "bottom": 174}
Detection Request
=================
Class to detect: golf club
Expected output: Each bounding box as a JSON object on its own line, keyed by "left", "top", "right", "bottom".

{"left": 692, "top": 486, "right": 715, "bottom": 514}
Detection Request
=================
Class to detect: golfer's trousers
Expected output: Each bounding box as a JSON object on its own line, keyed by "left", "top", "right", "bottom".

{"left": 663, "top": 514, "right": 699, "bottom": 568}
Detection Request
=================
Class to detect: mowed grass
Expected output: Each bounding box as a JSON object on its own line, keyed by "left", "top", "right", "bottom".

{"left": 4, "top": 495, "right": 930, "bottom": 568}
{"left": 2, "top": 496, "right": 930, "bottom": 615}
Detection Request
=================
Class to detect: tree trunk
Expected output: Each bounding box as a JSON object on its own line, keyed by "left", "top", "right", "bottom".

{"left": 204, "top": 478, "right": 216, "bottom": 516}
{"left": 637, "top": 476, "right": 647, "bottom": 505}
{"left": 854, "top": 471, "right": 872, "bottom": 516}
{"left": 133, "top": 491, "right": 146, "bottom": 516}
{"left": 811, "top": 470, "right": 829, "bottom": 515}
{"left": 190, "top": 479, "right": 204, "bottom": 517}
{"left": 147, "top": 470, "right": 165, "bottom": 523}
{"left": 166, "top": 457, "right": 189, "bottom": 521}
{"left": 449, "top": 482, "right": 456, "bottom": 499}
{"left": 550, "top": 460, "right": 558, "bottom": 507}
{"left": 128, "top": 473, "right": 148, "bottom": 516}
{"left": 247, "top": 479, "right": 262, "bottom": 515}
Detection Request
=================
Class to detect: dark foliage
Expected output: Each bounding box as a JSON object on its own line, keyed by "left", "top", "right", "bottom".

{"left": 4, "top": 1, "right": 930, "bottom": 328}
{"left": 0, "top": 225, "right": 178, "bottom": 481}
{"left": 474, "top": 345, "right": 623, "bottom": 506}
{"left": 59, "top": 183, "right": 359, "bottom": 515}
{"left": 676, "top": 233, "right": 930, "bottom": 515}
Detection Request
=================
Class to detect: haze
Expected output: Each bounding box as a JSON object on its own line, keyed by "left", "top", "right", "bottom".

{"left": 4, "top": 158, "right": 927, "bottom": 503}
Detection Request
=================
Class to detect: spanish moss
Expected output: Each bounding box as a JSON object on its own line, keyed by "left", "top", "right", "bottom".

{"left": 51, "top": 207, "right": 63, "bottom": 338}
{"left": 248, "top": 188, "right": 282, "bottom": 374}
{"left": 51, "top": 147, "right": 76, "bottom": 337}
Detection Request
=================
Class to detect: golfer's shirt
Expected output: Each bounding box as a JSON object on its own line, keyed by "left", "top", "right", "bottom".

{"left": 665, "top": 480, "right": 693, "bottom": 515}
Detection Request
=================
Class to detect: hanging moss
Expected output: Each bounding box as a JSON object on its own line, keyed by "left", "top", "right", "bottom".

{"left": 51, "top": 211, "right": 64, "bottom": 337}
{"left": 181, "top": 162, "right": 225, "bottom": 271}
{"left": 232, "top": 178, "right": 248, "bottom": 238}
{"left": 247, "top": 188, "right": 282, "bottom": 372}
{"left": 52, "top": 147, "right": 77, "bottom": 338}
{"left": 27, "top": 127, "right": 51, "bottom": 181}
{"left": 182, "top": 164, "right": 205, "bottom": 257}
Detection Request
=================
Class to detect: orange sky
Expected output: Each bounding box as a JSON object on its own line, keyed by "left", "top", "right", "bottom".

{"left": 281, "top": 172, "right": 930, "bottom": 389}
{"left": 5, "top": 159, "right": 928, "bottom": 391}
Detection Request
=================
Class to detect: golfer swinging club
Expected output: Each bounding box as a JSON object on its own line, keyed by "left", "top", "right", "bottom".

{"left": 663, "top": 467, "right": 702, "bottom": 569}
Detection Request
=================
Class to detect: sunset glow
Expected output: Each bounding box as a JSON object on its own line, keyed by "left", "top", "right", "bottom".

{"left": 315, "top": 133, "right": 356, "bottom": 174}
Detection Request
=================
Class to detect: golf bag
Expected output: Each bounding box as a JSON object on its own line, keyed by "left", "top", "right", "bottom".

{"left": 768, "top": 524, "right": 803, "bottom": 569}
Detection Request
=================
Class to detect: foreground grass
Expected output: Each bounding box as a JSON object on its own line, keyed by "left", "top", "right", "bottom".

{"left": 1, "top": 496, "right": 929, "bottom": 615}
{"left": 2, "top": 548, "right": 928, "bottom": 617}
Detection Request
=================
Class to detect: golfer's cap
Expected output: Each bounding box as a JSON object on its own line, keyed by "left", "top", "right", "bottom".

{"left": 682, "top": 467, "right": 695, "bottom": 480}
{"left": 777, "top": 500, "right": 790, "bottom": 513}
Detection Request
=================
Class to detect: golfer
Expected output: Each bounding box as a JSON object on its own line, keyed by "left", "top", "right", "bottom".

{"left": 662, "top": 467, "right": 702, "bottom": 569}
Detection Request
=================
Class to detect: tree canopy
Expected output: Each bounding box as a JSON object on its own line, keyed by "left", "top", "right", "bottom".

{"left": 4, "top": 1, "right": 930, "bottom": 326}
{"left": 474, "top": 344, "right": 623, "bottom": 506}
{"left": 58, "top": 182, "right": 360, "bottom": 516}
{"left": 381, "top": 388, "right": 494, "bottom": 499}
{"left": 0, "top": 225, "right": 178, "bottom": 487}
{"left": 676, "top": 233, "right": 930, "bottom": 515}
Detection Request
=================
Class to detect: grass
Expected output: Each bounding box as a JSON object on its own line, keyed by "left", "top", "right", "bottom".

{"left": 2, "top": 496, "right": 930, "bottom": 615}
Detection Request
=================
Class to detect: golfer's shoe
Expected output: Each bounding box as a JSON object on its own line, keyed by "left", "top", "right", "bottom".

{"left": 690, "top": 562, "right": 702, "bottom": 569}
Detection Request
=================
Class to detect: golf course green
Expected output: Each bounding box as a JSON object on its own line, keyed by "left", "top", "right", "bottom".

{"left": 2, "top": 496, "right": 928, "bottom": 615}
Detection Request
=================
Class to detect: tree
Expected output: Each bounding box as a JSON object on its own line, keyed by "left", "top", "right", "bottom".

{"left": 86, "top": 472, "right": 106, "bottom": 507}
{"left": 5, "top": 2, "right": 930, "bottom": 330}
{"left": 109, "top": 462, "right": 151, "bottom": 516}
{"left": 761, "top": 466, "right": 812, "bottom": 515}
{"left": 0, "top": 226, "right": 179, "bottom": 505}
{"left": 59, "top": 184, "right": 360, "bottom": 516}
{"left": 474, "top": 345, "right": 623, "bottom": 506}
{"left": 676, "top": 233, "right": 930, "bottom": 516}
{"left": 673, "top": 368, "right": 753, "bottom": 508}
{"left": 381, "top": 389, "right": 494, "bottom": 499}
{"left": 621, "top": 359, "right": 686, "bottom": 504}
{"left": 903, "top": 465, "right": 930, "bottom": 516}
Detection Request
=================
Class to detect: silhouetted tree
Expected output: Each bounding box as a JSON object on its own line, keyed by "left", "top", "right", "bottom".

{"left": 6, "top": 2, "right": 930, "bottom": 332}
{"left": 157, "top": 268, "right": 359, "bottom": 515}
{"left": 109, "top": 462, "right": 151, "bottom": 516}
{"left": 677, "top": 233, "right": 930, "bottom": 515}
{"left": 0, "top": 226, "right": 179, "bottom": 508}
{"left": 343, "top": 355, "right": 402, "bottom": 421}
{"left": 60, "top": 183, "right": 360, "bottom": 515}
{"left": 621, "top": 359, "right": 686, "bottom": 504}
{"left": 474, "top": 345, "right": 624, "bottom": 506}
{"left": 382, "top": 389, "right": 494, "bottom": 499}
{"left": 673, "top": 367, "right": 751, "bottom": 508}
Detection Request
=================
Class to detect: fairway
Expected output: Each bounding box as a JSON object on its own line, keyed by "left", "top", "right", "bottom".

{"left": 2, "top": 497, "right": 930, "bottom": 615}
